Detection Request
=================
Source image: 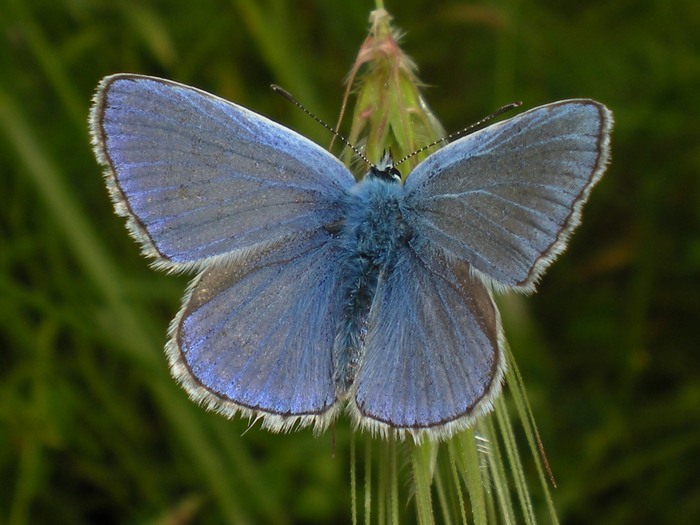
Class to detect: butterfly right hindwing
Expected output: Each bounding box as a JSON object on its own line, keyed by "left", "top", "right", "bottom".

{"left": 351, "top": 239, "right": 505, "bottom": 439}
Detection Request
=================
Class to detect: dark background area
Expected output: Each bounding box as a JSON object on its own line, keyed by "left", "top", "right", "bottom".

{"left": 1, "top": 0, "right": 698, "bottom": 523}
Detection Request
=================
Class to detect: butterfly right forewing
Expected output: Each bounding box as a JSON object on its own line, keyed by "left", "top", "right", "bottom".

{"left": 402, "top": 100, "right": 612, "bottom": 291}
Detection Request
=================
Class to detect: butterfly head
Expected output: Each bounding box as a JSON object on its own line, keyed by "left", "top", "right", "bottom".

{"left": 367, "top": 150, "right": 402, "bottom": 183}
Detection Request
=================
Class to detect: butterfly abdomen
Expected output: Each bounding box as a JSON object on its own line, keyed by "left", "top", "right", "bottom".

{"left": 333, "top": 176, "right": 412, "bottom": 395}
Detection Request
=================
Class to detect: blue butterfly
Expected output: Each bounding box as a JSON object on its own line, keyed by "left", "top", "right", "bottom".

{"left": 90, "top": 74, "right": 612, "bottom": 441}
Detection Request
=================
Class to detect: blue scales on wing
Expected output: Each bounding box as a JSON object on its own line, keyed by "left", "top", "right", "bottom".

{"left": 90, "top": 75, "right": 357, "bottom": 431}
{"left": 169, "top": 229, "right": 347, "bottom": 431}
{"left": 402, "top": 100, "right": 613, "bottom": 292}
{"left": 350, "top": 238, "right": 504, "bottom": 439}
{"left": 91, "top": 74, "right": 355, "bottom": 270}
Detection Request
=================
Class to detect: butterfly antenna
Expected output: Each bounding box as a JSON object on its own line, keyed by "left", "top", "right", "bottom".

{"left": 394, "top": 101, "right": 523, "bottom": 167}
{"left": 270, "top": 84, "right": 372, "bottom": 168}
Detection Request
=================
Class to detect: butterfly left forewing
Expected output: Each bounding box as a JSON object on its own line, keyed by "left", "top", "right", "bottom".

{"left": 90, "top": 74, "right": 354, "bottom": 271}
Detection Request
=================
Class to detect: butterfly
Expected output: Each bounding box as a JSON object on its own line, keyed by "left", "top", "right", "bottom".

{"left": 90, "top": 74, "right": 612, "bottom": 441}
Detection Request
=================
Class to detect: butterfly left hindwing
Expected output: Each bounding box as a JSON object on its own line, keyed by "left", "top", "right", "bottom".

{"left": 168, "top": 229, "right": 347, "bottom": 432}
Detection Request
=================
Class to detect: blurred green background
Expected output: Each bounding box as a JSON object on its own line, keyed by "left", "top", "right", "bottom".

{"left": 1, "top": 0, "right": 699, "bottom": 523}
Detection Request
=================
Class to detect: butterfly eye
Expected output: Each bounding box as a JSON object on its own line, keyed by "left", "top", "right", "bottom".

{"left": 367, "top": 165, "right": 402, "bottom": 183}
{"left": 388, "top": 167, "right": 402, "bottom": 183}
